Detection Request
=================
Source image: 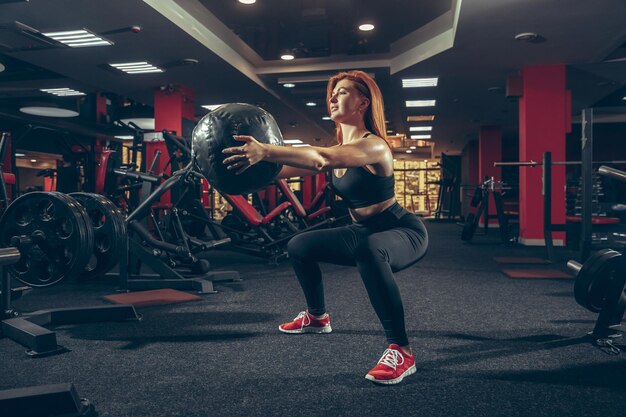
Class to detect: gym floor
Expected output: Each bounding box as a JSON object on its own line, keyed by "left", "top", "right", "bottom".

{"left": 1, "top": 221, "right": 624, "bottom": 417}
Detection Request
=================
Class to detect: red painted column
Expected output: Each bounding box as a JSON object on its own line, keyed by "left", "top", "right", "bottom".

{"left": 478, "top": 126, "right": 502, "bottom": 225}
{"left": 153, "top": 85, "right": 195, "bottom": 204}
{"left": 518, "top": 64, "right": 570, "bottom": 245}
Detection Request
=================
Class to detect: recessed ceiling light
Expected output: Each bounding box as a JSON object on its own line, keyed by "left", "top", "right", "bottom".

{"left": 40, "top": 87, "right": 85, "bottom": 96}
{"left": 359, "top": 23, "right": 375, "bottom": 32}
{"left": 409, "top": 126, "right": 433, "bottom": 131}
{"left": 411, "top": 135, "right": 431, "bottom": 139}
{"left": 410, "top": 146, "right": 417, "bottom": 149}
{"left": 514, "top": 32, "right": 546, "bottom": 43}
{"left": 406, "top": 150, "right": 412, "bottom": 153}
{"left": 305, "top": 102, "right": 317, "bottom": 107}
{"left": 30, "top": 159, "right": 37, "bottom": 163}
{"left": 402, "top": 78, "right": 438, "bottom": 88}
{"left": 284, "top": 139, "right": 303, "bottom": 144}
{"left": 622, "top": 96, "right": 626, "bottom": 100}
{"left": 0, "top": 62, "right": 4, "bottom": 73}
{"left": 406, "top": 100, "right": 436, "bottom": 107}
{"left": 20, "top": 106, "right": 79, "bottom": 118}
{"left": 238, "top": 0, "right": 256, "bottom": 4}
{"left": 42, "top": 29, "right": 112, "bottom": 48}
{"left": 281, "top": 54, "right": 295, "bottom": 60}
{"left": 407, "top": 115, "right": 435, "bottom": 122}
{"left": 15, "top": 153, "right": 25, "bottom": 157}
{"left": 322, "top": 116, "right": 331, "bottom": 120}
{"left": 283, "top": 83, "right": 296, "bottom": 88}
{"left": 110, "top": 62, "right": 163, "bottom": 74}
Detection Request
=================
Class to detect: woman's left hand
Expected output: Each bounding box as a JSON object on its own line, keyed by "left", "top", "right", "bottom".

{"left": 222, "top": 135, "right": 266, "bottom": 174}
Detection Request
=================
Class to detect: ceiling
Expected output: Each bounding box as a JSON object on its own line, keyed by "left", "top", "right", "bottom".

{"left": 0, "top": 0, "right": 625, "bottom": 158}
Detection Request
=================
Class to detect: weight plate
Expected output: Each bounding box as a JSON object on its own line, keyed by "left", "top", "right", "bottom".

{"left": 0, "top": 192, "right": 94, "bottom": 287}
{"left": 574, "top": 249, "right": 622, "bottom": 313}
{"left": 70, "top": 192, "right": 126, "bottom": 280}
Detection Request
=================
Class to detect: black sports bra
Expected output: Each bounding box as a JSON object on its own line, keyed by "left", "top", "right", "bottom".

{"left": 331, "top": 133, "right": 395, "bottom": 209}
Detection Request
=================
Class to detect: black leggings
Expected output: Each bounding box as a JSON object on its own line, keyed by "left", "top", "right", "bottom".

{"left": 287, "top": 203, "right": 428, "bottom": 346}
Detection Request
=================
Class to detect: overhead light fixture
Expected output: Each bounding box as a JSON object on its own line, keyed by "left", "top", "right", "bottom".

{"left": 120, "top": 118, "right": 155, "bottom": 130}
{"left": 322, "top": 116, "right": 331, "bottom": 120}
{"left": 622, "top": 96, "right": 626, "bottom": 100}
{"left": 406, "top": 150, "right": 412, "bottom": 153}
{"left": 0, "top": 62, "right": 4, "bottom": 73}
{"left": 514, "top": 32, "right": 546, "bottom": 43}
{"left": 410, "top": 146, "right": 417, "bottom": 149}
{"left": 238, "top": 0, "right": 256, "bottom": 4}
{"left": 305, "top": 102, "right": 317, "bottom": 107}
{"left": 114, "top": 135, "right": 134, "bottom": 140}
{"left": 406, "top": 100, "right": 436, "bottom": 107}
{"left": 281, "top": 53, "right": 295, "bottom": 61}
{"left": 358, "top": 23, "right": 375, "bottom": 32}
{"left": 284, "top": 139, "right": 303, "bottom": 144}
{"left": 409, "top": 126, "right": 433, "bottom": 131}
{"left": 110, "top": 62, "right": 163, "bottom": 74}
{"left": 42, "top": 29, "right": 112, "bottom": 48}
{"left": 292, "top": 144, "right": 311, "bottom": 147}
{"left": 20, "top": 106, "right": 79, "bottom": 118}
{"left": 283, "top": 83, "right": 296, "bottom": 88}
{"left": 411, "top": 134, "right": 431, "bottom": 139}
{"left": 202, "top": 104, "right": 224, "bottom": 111}
{"left": 402, "top": 78, "right": 438, "bottom": 88}
{"left": 15, "top": 153, "right": 25, "bottom": 157}
{"left": 407, "top": 115, "right": 435, "bottom": 122}
{"left": 30, "top": 159, "right": 37, "bottom": 163}
{"left": 40, "top": 87, "right": 85, "bottom": 97}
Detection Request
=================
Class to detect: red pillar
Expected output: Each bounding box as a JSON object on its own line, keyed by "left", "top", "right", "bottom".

{"left": 518, "top": 64, "right": 571, "bottom": 245}
{"left": 478, "top": 126, "right": 502, "bottom": 226}
{"left": 153, "top": 85, "right": 195, "bottom": 204}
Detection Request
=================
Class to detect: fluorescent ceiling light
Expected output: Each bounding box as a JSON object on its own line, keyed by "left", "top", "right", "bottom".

{"left": 409, "top": 126, "right": 433, "bottom": 131}
{"left": 411, "top": 134, "right": 432, "bottom": 139}
{"left": 30, "top": 159, "right": 37, "bottom": 163}
{"left": 322, "top": 116, "right": 331, "bottom": 120}
{"left": 120, "top": 118, "right": 155, "bottom": 130}
{"left": 15, "top": 153, "right": 25, "bottom": 157}
{"left": 238, "top": 0, "right": 256, "bottom": 3}
{"left": 202, "top": 104, "right": 224, "bottom": 111}
{"left": 0, "top": 62, "right": 5, "bottom": 73}
{"left": 114, "top": 135, "right": 134, "bottom": 140}
{"left": 281, "top": 54, "right": 295, "bottom": 61}
{"left": 292, "top": 144, "right": 311, "bottom": 147}
{"left": 110, "top": 62, "right": 163, "bottom": 74}
{"left": 406, "top": 100, "right": 436, "bottom": 107}
{"left": 40, "top": 87, "right": 85, "bottom": 96}
{"left": 407, "top": 115, "right": 435, "bottom": 122}
{"left": 20, "top": 106, "right": 79, "bottom": 117}
{"left": 402, "top": 78, "right": 438, "bottom": 88}
{"left": 410, "top": 146, "right": 417, "bottom": 149}
{"left": 284, "top": 139, "right": 303, "bottom": 144}
{"left": 359, "top": 23, "right": 375, "bottom": 32}
{"left": 622, "top": 96, "right": 626, "bottom": 100}
{"left": 283, "top": 83, "right": 296, "bottom": 88}
{"left": 406, "top": 150, "right": 412, "bottom": 153}
{"left": 42, "top": 29, "right": 112, "bottom": 48}
{"left": 305, "top": 102, "right": 317, "bottom": 107}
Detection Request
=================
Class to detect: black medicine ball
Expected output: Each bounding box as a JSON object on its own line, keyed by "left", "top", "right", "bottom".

{"left": 192, "top": 103, "right": 284, "bottom": 195}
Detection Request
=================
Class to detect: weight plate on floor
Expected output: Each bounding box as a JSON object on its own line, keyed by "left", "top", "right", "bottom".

{"left": 0, "top": 192, "right": 94, "bottom": 287}
{"left": 70, "top": 192, "right": 126, "bottom": 280}
{"left": 574, "top": 249, "right": 623, "bottom": 313}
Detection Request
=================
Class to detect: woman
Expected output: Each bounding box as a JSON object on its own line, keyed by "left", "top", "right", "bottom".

{"left": 222, "top": 70, "right": 429, "bottom": 385}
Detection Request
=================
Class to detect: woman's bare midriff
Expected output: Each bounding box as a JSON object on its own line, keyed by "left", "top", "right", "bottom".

{"left": 348, "top": 196, "right": 397, "bottom": 222}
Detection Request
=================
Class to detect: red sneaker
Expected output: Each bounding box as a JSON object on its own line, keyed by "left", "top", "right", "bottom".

{"left": 278, "top": 310, "right": 332, "bottom": 334}
{"left": 365, "top": 344, "right": 416, "bottom": 385}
